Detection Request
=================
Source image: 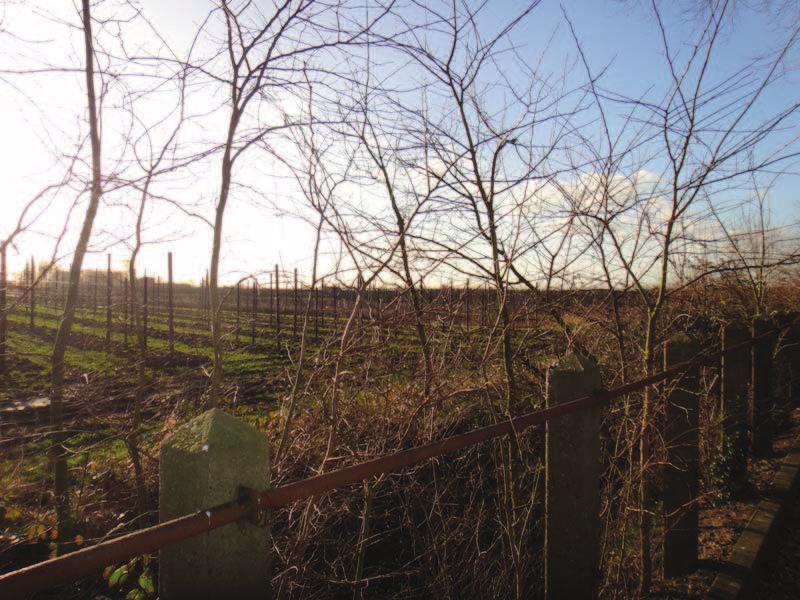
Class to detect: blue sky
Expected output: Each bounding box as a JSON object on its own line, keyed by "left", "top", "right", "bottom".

{"left": 1, "top": 0, "right": 797, "bottom": 284}
{"left": 528, "top": 0, "right": 799, "bottom": 219}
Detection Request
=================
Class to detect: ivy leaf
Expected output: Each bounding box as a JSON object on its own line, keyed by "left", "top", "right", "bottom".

{"left": 138, "top": 572, "right": 155, "bottom": 594}
{"left": 109, "top": 565, "right": 129, "bottom": 588}
{"left": 3, "top": 506, "right": 22, "bottom": 521}
{"left": 26, "top": 523, "right": 47, "bottom": 541}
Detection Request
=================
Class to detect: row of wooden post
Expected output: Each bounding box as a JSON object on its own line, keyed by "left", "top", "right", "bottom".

{"left": 4, "top": 254, "right": 178, "bottom": 355}
{"left": 3, "top": 255, "right": 540, "bottom": 370}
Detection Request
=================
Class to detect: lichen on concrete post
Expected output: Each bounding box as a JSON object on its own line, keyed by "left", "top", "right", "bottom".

{"left": 663, "top": 334, "right": 700, "bottom": 578}
{"left": 159, "top": 408, "right": 271, "bottom": 600}
{"left": 545, "top": 352, "right": 602, "bottom": 600}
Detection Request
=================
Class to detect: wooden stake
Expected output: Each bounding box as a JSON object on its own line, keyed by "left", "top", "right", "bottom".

{"left": 168, "top": 253, "right": 175, "bottom": 354}
{"left": 142, "top": 275, "right": 149, "bottom": 351}
{"left": 275, "top": 264, "right": 280, "bottom": 342}
{"left": 235, "top": 281, "right": 241, "bottom": 344}
{"left": 293, "top": 268, "right": 298, "bottom": 340}
{"left": 0, "top": 246, "right": 6, "bottom": 375}
{"left": 251, "top": 279, "right": 257, "bottom": 346}
{"left": 123, "top": 277, "right": 129, "bottom": 346}
{"left": 105, "top": 254, "right": 112, "bottom": 344}
{"left": 29, "top": 257, "right": 36, "bottom": 332}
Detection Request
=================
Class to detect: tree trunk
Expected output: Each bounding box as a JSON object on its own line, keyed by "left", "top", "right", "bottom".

{"left": 49, "top": 0, "right": 103, "bottom": 549}
{"left": 0, "top": 246, "right": 6, "bottom": 376}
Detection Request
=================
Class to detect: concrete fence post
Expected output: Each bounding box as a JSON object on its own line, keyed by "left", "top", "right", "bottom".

{"left": 720, "top": 322, "right": 750, "bottom": 484}
{"left": 159, "top": 409, "right": 271, "bottom": 599}
{"left": 662, "top": 334, "right": 700, "bottom": 578}
{"left": 545, "top": 352, "right": 602, "bottom": 599}
{"left": 105, "top": 254, "right": 112, "bottom": 345}
{"left": 465, "top": 279, "right": 471, "bottom": 332}
{"left": 751, "top": 316, "right": 776, "bottom": 456}
{"left": 788, "top": 311, "right": 800, "bottom": 404}
{"left": 774, "top": 311, "right": 800, "bottom": 408}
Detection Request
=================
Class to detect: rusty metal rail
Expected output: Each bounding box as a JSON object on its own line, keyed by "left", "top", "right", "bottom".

{"left": 0, "top": 324, "right": 789, "bottom": 598}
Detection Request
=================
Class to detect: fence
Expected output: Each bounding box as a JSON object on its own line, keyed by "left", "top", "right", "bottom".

{"left": 0, "top": 254, "right": 619, "bottom": 377}
{"left": 1, "top": 314, "right": 798, "bottom": 597}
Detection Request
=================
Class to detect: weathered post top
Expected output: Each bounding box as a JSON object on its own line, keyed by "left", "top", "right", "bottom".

{"left": 160, "top": 408, "right": 271, "bottom": 600}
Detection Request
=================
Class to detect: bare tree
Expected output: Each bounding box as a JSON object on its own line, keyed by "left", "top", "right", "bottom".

{"left": 564, "top": 0, "right": 800, "bottom": 590}
{"left": 48, "top": 0, "right": 104, "bottom": 546}
{"left": 378, "top": 2, "right": 587, "bottom": 595}
{"left": 196, "top": 0, "right": 394, "bottom": 406}
{"left": 707, "top": 175, "right": 800, "bottom": 317}
{"left": 118, "top": 62, "right": 188, "bottom": 514}
{"left": 0, "top": 165, "right": 79, "bottom": 375}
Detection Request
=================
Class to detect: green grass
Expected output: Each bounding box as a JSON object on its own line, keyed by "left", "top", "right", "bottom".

{"left": 3, "top": 313, "right": 299, "bottom": 403}
{"left": 3, "top": 299, "right": 492, "bottom": 404}
{"left": 6, "top": 330, "right": 121, "bottom": 377}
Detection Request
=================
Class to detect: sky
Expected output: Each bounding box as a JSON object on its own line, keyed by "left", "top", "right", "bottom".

{"left": 0, "top": 0, "right": 797, "bottom": 285}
